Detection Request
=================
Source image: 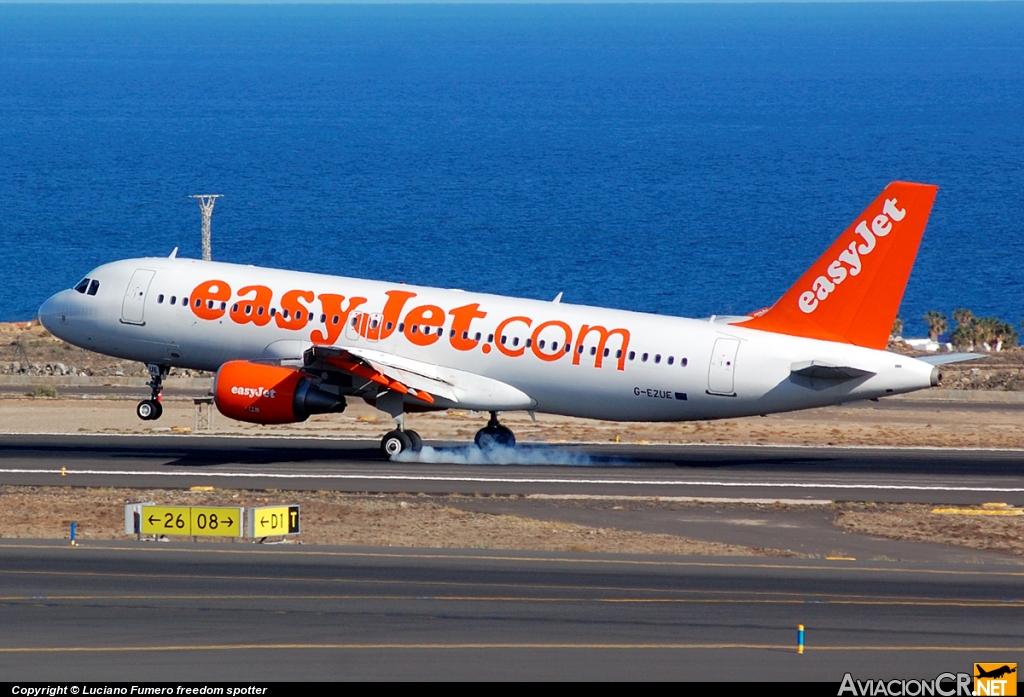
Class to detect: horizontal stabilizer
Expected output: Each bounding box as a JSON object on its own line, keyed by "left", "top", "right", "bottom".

{"left": 790, "top": 360, "right": 875, "bottom": 381}
{"left": 915, "top": 352, "right": 985, "bottom": 366}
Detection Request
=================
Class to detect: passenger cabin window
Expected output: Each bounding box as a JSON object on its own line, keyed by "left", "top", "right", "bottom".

{"left": 87, "top": 280, "right": 100, "bottom": 296}
{"left": 668, "top": 356, "right": 674, "bottom": 365}
{"left": 654, "top": 354, "right": 661, "bottom": 364}
{"left": 642, "top": 353, "right": 649, "bottom": 362}
{"left": 171, "top": 296, "right": 177, "bottom": 305}
{"left": 628, "top": 351, "right": 636, "bottom": 361}
{"left": 74, "top": 278, "right": 90, "bottom": 294}
{"left": 157, "top": 294, "right": 165, "bottom": 304}
{"left": 681, "top": 357, "right": 689, "bottom": 367}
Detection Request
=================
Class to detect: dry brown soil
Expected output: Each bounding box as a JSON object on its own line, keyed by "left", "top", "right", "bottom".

{"left": 0, "top": 486, "right": 787, "bottom": 557}
{"left": 835, "top": 503, "right": 1024, "bottom": 557}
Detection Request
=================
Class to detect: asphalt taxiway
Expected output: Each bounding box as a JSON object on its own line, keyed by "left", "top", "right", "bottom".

{"left": 1, "top": 434, "right": 1023, "bottom": 504}
{"left": 1, "top": 540, "right": 1021, "bottom": 681}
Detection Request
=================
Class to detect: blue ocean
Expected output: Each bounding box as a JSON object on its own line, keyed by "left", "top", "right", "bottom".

{"left": 1, "top": 3, "right": 1022, "bottom": 337}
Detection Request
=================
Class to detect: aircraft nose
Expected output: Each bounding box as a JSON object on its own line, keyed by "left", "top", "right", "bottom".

{"left": 38, "top": 291, "right": 71, "bottom": 335}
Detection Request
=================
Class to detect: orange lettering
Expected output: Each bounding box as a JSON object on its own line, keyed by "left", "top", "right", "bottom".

{"left": 531, "top": 320, "right": 572, "bottom": 362}
{"left": 495, "top": 316, "right": 533, "bottom": 357}
{"left": 448, "top": 303, "right": 487, "bottom": 351}
{"left": 574, "top": 325, "right": 630, "bottom": 371}
{"left": 311, "top": 294, "right": 368, "bottom": 344}
{"left": 229, "top": 285, "right": 273, "bottom": 327}
{"left": 365, "top": 290, "right": 417, "bottom": 341}
{"left": 190, "top": 280, "right": 231, "bottom": 321}
{"left": 403, "top": 305, "right": 445, "bottom": 346}
{"left": 275, "top": 289, "right": 314, "bottom": 331}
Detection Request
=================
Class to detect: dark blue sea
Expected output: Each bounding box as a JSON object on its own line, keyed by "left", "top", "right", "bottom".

{"left": 2, "top": 3, "right": 1023, "bottom": 337}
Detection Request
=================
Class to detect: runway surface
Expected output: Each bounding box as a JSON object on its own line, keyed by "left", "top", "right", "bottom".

{"left": 1, "top": 540, "right": 1020, "bottom": 681}
{"left": 2, "top": 434, "right": 1024, "bottom": 504}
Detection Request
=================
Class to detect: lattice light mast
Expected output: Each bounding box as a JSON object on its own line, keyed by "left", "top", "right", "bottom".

{"left": 190, "top": 194, "right": 222, "bottom": 262}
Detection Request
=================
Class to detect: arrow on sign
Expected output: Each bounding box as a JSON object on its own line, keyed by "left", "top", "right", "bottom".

{"left": 261, "top": 517, "right": 268, "bottom": 526}
{"left": 225, "top": 517, "right": 234, "bottom": 526}
{"left": 148, "top": 515, "right": 158, "bottom": 525}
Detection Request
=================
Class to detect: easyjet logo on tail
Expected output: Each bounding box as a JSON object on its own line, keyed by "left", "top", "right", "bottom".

{"left": 735, "top": 181, "right": 938, "bottom": 350}
{"left": 798, "top": 198, "right": 906, "bottom": 314}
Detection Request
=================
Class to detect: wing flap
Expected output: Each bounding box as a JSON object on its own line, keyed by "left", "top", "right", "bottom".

{"left": 306, "top": 345, "right": 535, "bottom": 411}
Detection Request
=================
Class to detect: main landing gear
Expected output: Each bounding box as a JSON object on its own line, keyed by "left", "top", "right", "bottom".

{"left": 136, "top": 364, "right": 168, "bottom": 421}
{"left": 474, "top": 412, "right": 516, "bottom": 450}
{"left": 380, "top": 429, "right": 424, "bottom": 458}
{"left": 376, "top": 389, "right": 424, "bottom": 458}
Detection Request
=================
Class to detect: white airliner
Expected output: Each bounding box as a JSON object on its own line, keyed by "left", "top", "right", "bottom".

{"left": 38, "top": 181, "right": 967, "bottom": 457}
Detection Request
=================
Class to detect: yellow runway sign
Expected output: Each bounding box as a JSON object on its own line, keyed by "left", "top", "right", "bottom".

{"left": 248, "top": 505, "right": 300, "bottom": 537}
{"left": 139, "top": 506, "right": 243, "bottom": 537}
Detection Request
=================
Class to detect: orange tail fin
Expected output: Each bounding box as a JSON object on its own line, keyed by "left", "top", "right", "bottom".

{"left": 737, "top": 181, "right": 938, "bottom": 350}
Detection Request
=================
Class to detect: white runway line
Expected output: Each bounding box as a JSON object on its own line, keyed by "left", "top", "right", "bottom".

{"left": 1, "top": 468, "right": 1024, "bottom": 492}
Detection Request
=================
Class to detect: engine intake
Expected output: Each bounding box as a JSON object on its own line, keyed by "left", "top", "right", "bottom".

{"left": 214, "top": 361, "right": 344, "bottom": 424}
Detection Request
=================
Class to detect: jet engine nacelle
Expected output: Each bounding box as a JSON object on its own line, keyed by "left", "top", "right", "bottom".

{"left": 214, "top": 360, "right": 344, "bottom": 424}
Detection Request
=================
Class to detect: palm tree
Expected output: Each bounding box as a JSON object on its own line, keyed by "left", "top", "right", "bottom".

{"left": 994, "top": 321, "right": 1017, "bottom": 351}
{"left": 891, "top": 316, "right": 904, "bottom": 339}
{"left": 952, "top": 308, "right": 974, "bottom": 328}
{"left": 923, "top": 311, "right": 947, "bottom": 342}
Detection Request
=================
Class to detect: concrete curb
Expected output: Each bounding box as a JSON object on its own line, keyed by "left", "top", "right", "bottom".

{"left": 0, "top": 375, "right": 213, "bottom": 389}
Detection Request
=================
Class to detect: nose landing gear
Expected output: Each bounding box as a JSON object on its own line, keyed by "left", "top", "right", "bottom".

{"left": 136, "top": 364, "right": 168, "bottom": 421}
{"left": 474, "top": 412, "right": 516, "bottom": 449}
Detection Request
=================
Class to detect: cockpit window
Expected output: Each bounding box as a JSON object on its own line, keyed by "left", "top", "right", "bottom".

{"left": 87, "top": 279, "right": 100, "bottom": 296}
{"left": 74, "top": 278, "right": 90, "bottom": 294}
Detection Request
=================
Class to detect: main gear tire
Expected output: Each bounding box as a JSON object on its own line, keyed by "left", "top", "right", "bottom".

{"left": 474, "top": 425, "right": 516, "bottom": 450}
{"left": 381, "top": 430, "right": 413, "bottom": 458}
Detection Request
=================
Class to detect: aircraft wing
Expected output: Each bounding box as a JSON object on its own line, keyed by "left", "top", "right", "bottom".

{"left": 304, "top": 345, "right": 536, "bottom": 411}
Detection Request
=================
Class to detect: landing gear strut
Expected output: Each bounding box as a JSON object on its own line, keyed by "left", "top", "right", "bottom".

{"left": 136, "top": 364, "right": 167, "bottom": 421}
{"left": 474, "top": 412, "right": 516, "bottom": 450}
